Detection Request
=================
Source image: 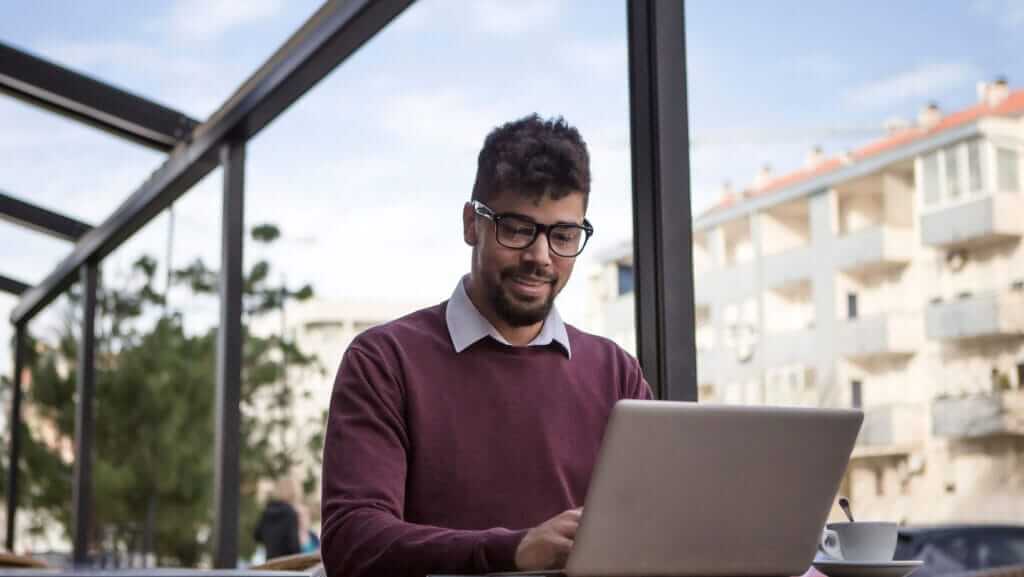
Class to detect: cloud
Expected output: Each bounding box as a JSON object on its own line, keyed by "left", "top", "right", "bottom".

{"left": 379, "top": 88, "right": 500, "bottom": 152}
{"left": 843, "top": 62, "right": 977, "bottom": 109}
{"left": 169, "top": 0, "right": 284, "bottom": 40}
{"left": 471, "top": 0, "right": 565, "bottom": 36}
{"left": 36, "top": 38, "right": 232, "bottom": 116}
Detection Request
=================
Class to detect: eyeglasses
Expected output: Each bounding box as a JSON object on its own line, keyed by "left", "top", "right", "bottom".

{"left": 471, "top": 200, "right": 594, "bottom": 258}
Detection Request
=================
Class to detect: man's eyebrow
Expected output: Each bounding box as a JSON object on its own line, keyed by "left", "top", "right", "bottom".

{"left": 495, "top": 211, "right": 583, "bottom": 226}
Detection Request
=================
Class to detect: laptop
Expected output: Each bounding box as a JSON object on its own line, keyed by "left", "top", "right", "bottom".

{"left": 478, "top": 400, "right": 863, "bottom": 577}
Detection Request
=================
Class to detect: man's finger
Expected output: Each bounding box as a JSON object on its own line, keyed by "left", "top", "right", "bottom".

{"left": 563, "top": 507, "right": 583, "bottom": 520}
{"left": 553, "top": 517, "right": 580, "bottom": 538}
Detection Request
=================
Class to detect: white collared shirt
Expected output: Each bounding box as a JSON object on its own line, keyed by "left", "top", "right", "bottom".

{"left": 445, "top": 275, "right": 571, "bottom": 358}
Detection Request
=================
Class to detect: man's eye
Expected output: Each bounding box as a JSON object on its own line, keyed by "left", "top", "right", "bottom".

{"left": 502, "top": 222, "right": 534, "bottom": 237}
{"left": 553, "top": 230, "right": 580, "bottom": 243}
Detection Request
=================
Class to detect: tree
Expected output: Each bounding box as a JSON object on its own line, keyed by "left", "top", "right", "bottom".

{"left": 6, "top": 224, "right": 322, "bottom": 566}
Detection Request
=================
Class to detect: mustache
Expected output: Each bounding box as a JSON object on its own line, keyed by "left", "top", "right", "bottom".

{"left": 500, "top": 264, "right": 557, "bottom": 283}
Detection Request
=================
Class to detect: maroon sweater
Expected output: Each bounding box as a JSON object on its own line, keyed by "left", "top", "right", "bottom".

{"left": 320, "top": 302, "right": 651, "bottom": 577}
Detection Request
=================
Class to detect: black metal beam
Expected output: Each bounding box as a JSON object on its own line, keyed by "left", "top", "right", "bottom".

{"left": 5, "top": 324, "right": 26, "bottom": 551}
{"left": 72, "top": 263, "right": 97, "bottom": 565}
{"left": 213, "top": 142, "right": 244, "bottom": 568}
{"left": 0, "top": 42, "right": 198, "bottom": 152}
{"left": 10, "top": 0, "right": 414, "bottom": 326}
{"left": 627, "top": 0, "right": 697, "bottom": 401}
{"left": 0, "top": 189, "right": 93, "bottom": 242}
{"left": 0, "top": 274, "right": 31, "bottom": 296}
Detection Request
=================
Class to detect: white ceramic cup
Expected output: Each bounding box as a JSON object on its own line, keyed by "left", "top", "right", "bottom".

{"left": 819, "top": 522, "right": 899, "bottom": 562}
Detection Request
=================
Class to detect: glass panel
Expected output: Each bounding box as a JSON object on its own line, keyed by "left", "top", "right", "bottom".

{"left": 967, "top": 139, "right": 983, "bottom": 193}
{"left": 945, "top": 147, "right": 961, "bottom": 199}
{"left": 617, "top": 264, "right": 634, "bottom": 296}
{"left": 997, "top": 147, "right": 1020, "bottom": 192}
{"left": 851, "top": 380, "right": 863, "bottom": 409}
{"left": 923, "top": 153, "right": 941, "bottom": 205}
{"left": 687, "top": 0, "right": 1024, "bottom": 533}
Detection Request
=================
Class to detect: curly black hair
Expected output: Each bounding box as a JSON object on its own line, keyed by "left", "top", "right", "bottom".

{"left": 471, "top": 114, "right": 591, "bottom": 209}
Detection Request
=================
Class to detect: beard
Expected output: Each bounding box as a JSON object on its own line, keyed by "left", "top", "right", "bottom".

{"left": 487, "top": 263, "right": 560, "bottom": 328}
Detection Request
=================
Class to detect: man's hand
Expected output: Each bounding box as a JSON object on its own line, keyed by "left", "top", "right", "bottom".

{"left": 515, "top": 508, "right": 583, "bottom": 571}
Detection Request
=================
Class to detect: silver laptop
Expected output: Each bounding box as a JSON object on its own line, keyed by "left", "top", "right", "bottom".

{"left": 483, "top": 400, "right": 863, "bottom": 577}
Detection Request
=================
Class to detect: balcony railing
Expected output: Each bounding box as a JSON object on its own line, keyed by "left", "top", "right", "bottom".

{"left": 696, "top": 348, "right": 720, "bottom": 385}
{"left": 836, "top": 313, "right": 921, "bottom": 360}
{"left": 925, "top": 290, "right": 1024, "bottom": 340}
{"left": 932, "top": 390, "right": 1024, "bottom": 439}
{"left": 760, "top": 329, "right": 817, "bottom": 367}
{"left": 920, "top": 193, "right": 1024, "bottom": 249}
{"left": 695, "top": 259, "right": 757, "bottom": 306}
{"left": 835, "top": 226, "right": 913, "bottom": 274}
{"left": 854, "top": 404, "right": 927, "bottom": 453}
{"left": 762, "top": 246, "right": 814, "bottom": 290}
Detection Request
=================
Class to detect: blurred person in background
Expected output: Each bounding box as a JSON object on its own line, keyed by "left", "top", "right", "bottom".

{"left": 254, "top": 479, "right": 300, "bottom": 559}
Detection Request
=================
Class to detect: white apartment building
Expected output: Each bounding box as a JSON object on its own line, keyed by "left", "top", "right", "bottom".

{"left": 249, "top": 298, "right": 427, "bottom": 513}
{"left": 588, "top": 80, "right": 1024, "bottom": 524}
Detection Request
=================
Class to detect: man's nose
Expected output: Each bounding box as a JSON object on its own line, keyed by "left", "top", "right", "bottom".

{"left": 523, "top": 231, "right": 554, "bottom": 267}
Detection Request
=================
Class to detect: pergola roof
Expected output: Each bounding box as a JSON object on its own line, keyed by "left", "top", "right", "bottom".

{"left": 2, "top": 0, "right": 696, "bottom": 567}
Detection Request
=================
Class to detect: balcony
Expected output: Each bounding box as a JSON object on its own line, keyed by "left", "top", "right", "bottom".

{"left": 762, "top": 246, "right": 814, "bottom": 290}
{"left": 853, "top": 404, "right": 927, "bottom": 457}
{"left": 835, "top": 226, "right": 913, "bottom": 274}
{"left": 932, "top": 391, "right": 1024, "bottom": 439}
{"left": 920, "top": 194, "right": 1024, "bottom": 249}
{"left": 696, "top": 348, "right": 720, "bottom": 385}
{"left": 695, "top": 260, "right": 757, "bottom": 305}
{"left": 925, "top": 290, "right": 1024, "bottom": 340}
{"left": 836, "top": 313, "right": 921, "bottom": 360}
{"left": 760, "top": 329, "right": 817, "bottom": 367}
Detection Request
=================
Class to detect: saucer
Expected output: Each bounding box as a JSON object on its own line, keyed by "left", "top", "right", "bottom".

{"left": 813, "top": 559, "right": 923, "bottom": 577}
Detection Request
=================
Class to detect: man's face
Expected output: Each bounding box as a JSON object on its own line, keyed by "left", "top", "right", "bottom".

{"left": 463, "top": 191, "right": 587, "bottom": 327}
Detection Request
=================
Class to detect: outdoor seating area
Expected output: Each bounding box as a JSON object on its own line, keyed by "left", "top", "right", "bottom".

{"left": 3, "top": 1, "right": 1024, "bottom": 577}
{"left": 0, "top": 0, "right": 691, "bottom": 572}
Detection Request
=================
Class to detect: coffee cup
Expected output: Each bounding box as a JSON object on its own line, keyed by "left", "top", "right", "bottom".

{"left": 819, "top": 522, "right": 898, "bottom": 562}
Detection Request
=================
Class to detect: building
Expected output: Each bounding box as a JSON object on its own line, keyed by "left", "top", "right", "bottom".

{"left": 249, "top": 297, "right": 427, "bottom": 519}
{"left": 588, "top": 79, "right": 1024, "bottom": 524}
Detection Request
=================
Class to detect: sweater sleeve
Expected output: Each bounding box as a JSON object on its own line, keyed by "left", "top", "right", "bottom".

{"left": 320, "top": 344, "right": 528, "bottom": 577}
{"left": 626, "top": 354, "right": 654, "bottom": 401}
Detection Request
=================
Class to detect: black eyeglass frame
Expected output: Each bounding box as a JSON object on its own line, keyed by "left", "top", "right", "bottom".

{"left": 470, "top": 200, "right": 595, "bottom": 258}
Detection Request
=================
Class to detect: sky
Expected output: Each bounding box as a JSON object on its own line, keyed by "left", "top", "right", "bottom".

{"left": 2, "top": 0, "right": 1024, "bottom": 374}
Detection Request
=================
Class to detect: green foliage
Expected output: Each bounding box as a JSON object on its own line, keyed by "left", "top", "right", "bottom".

{"left": 250, "top": 224, "right": 280, "bottom": 244}
{"left": 15, "top": 226, "right": 321, "bottom": 566}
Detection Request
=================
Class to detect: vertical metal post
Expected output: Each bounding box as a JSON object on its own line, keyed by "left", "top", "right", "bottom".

{"left": 5, "top": 323, "right": 26, "bottom": 551}
{"left": 213, "top": 141, "right": 244, "bottom": 568}
{"left": 627, "top": 0, "right": 697, "bottom": 401}
{"left": 73, "top": 263, "right": 98, "bottom": 564}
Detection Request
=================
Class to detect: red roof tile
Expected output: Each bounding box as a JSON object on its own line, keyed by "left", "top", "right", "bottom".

{"left": 697, "top": 89, "right": 1024, "bottom": 221}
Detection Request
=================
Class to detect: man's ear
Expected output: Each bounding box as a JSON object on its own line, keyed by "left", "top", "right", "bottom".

{"left": 463, "top": 202, "right": 478, "bottom": 246}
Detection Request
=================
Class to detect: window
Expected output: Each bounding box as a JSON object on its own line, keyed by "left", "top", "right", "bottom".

{"left": 922, "top": 153, "right": 940, "bottom": 205}
{"left": 945, "top": 147, "right": 960, "bottom": 199}
{"left": 997, "top": 147, "right": 1020, "bottom": 192}
{"left": 617, "top": 263, "right": 634, "bottom": 296}
{"left": 847, "top": 292, "right": 859, "bottom": 320}
{"left": 967, "top": 140, "right": 983, "bottom": 193}
{"left": 1017, "top": 362, "right": 1024, "bottom": 389}
{"left": 851, "top": 379, "right": 863, "bottom": 409}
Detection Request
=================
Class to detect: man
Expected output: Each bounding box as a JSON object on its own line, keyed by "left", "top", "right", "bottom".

{"left": 321, "top": 115, "right": 651, "bottom": 577}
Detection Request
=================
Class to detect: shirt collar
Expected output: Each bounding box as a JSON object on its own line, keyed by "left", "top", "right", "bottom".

{"left": 445, "top": 275, "right": 571, "bottom": 358}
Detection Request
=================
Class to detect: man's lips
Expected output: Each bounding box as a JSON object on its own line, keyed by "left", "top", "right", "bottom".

{"left": 506, "top": 275, "right": 553, "bottom": 298}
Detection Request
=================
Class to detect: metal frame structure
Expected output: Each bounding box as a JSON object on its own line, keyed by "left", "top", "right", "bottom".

{"left": 0, "top": 275, "right": 30, "bottom": 297}
{"left": 0, "top": 42, "right": 199, "bottom": 152}
{"left": 0, "top": 190, "right": 93, "bottom": 242}
{"left": 627, "top": 0, "right": 697, "bottom": 401}
{"left": 2, "top": 0, "right": 695, "bottom": 566}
